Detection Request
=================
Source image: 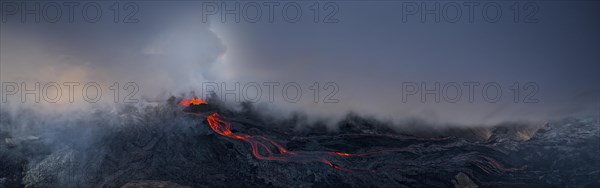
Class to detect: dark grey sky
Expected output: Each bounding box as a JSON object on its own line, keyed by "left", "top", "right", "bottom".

{"left": 1, "top": 1, "right": 599, "bottom": 125}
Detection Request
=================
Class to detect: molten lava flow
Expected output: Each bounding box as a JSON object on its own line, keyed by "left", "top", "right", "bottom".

{"left": 180, "top": 98, "right": 526, "bottom": 172}
{"left": 181, "top": 98, "right": 377, "bottom": 170}
{"left": 206, "top": 113, "right": 292, "bottom": 161}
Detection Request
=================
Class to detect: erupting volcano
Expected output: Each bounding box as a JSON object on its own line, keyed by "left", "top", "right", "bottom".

{"left": 1, "top": 97, "right": 598, "bottom": 187}
{"left": 178, "top": 97, "right": 528, "bottom": 173}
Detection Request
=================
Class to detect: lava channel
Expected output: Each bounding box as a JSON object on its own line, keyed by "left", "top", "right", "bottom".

{"left": 180, "top": 97, "right": 526, "bottom": 173}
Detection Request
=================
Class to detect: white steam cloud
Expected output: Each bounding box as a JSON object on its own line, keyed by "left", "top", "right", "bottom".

{"left": 1, "top": 2, "right": 599, "bottom": 128}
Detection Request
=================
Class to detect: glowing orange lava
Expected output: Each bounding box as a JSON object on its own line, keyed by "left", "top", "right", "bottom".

{"left": 179, "top": 98, "right": 208, "bottom": 106}
{"left": 180, "top": 97, "right": 526, "bottom": 173}
{"left": 180, "top": 98, "right": 378, "bottom": 170}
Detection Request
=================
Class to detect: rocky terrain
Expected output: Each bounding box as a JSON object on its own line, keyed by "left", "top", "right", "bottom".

{"left": 1, "top": 98, "right": 599, "bottom": 187}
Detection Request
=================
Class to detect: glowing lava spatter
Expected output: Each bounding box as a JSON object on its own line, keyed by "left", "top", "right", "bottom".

{"left": 180, "top": 98, "right": 526, "bottom": 172}
{"left": 180, "top": 98, "right": 208, "bottom": 106}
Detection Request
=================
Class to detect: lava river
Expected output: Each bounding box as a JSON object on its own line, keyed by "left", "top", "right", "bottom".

{"left": 179, "top": 98, "right": 526, "bottom": 173}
